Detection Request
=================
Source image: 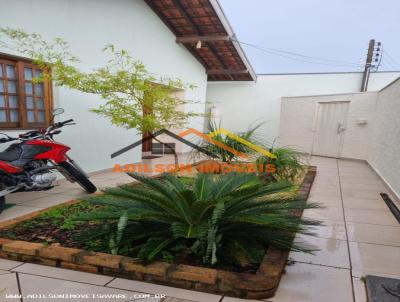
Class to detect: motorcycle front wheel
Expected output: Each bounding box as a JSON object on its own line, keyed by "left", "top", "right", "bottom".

{"left": 59, "top": 161, "right": 97, "bottom": 193}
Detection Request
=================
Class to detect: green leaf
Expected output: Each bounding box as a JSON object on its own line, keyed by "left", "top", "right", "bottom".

{"left": 138, "top": 238, "right": 175, "bottom": 261}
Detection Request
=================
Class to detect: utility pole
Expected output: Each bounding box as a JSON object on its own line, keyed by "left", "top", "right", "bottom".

{"left": 361, "top": 39, "right": 375, "bottom": 92}
{"left": 360, "top": 40, "right": 382, "bottom": 92}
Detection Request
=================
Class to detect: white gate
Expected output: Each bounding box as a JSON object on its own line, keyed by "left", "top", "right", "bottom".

{"left": 312, "top": 101, "right": 350, "bottom": 158}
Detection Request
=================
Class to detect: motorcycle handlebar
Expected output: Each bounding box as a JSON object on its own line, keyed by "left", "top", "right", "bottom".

{"left": 54, "top": 119, "right": 74, "bottom": 128}
{"left": 0, "top": 119, "right": 75, "bottom": 143}
{"left": 61, "top": 119, "right": 74, "bottom": 125}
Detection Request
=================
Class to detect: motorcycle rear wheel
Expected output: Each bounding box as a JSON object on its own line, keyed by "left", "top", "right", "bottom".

{"left": 59, "top": 162, "right": 97, "bottom": 193}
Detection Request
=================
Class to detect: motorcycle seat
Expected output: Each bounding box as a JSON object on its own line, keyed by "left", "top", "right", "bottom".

{"left": 0, "top": 144, "right": 22, "bottom": 162}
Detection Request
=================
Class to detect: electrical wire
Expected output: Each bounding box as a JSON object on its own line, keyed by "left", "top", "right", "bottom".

{"left": 380, "top": 60, "right": 392, "bottom": 70}
{"left": 383, "top": 49, "right": 400, "bottom": 69}
{"left": 231, "top": 38, "right": 360, "bottom": 67}
{"left": 381, "top": 57, "right": 396, "bottom": 70}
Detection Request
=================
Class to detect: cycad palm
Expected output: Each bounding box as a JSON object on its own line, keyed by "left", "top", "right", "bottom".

{"left": 76, "top": 172, "right": 319, "bottom": 266}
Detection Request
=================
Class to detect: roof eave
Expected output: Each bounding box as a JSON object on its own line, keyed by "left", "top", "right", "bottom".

{"left": 208, "top": 0, "right": 257, "bottom": 82}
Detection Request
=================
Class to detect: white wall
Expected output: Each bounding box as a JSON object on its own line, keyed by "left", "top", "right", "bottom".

{"left": 279, "top": 92, "right": 378, "bottom": 160}
{"left": 368, "top": 78, "right": 400, "bottom": 198}
{"left": 0, "top": 0, "right": 207, "bottom": 172}
{"left": 278, "top": 77, "right": 400, "bottom": 198}
{"left": 206, "top": 72, "right": 400, "bottom": 144}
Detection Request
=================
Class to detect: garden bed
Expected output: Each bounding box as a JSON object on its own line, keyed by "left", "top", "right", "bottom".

{"left": 0, "top": 164, "right": 316, "bottom": 299}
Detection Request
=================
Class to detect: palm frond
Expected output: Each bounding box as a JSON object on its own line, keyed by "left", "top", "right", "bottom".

{"left": 138, "top": 237, "right": 176, "bottom": 262}
{"left": 190, "top": 119, "right": 266, "bottom": 162}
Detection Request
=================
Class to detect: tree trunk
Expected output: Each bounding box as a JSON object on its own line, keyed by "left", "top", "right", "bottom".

{"left": 151, "top": 135, "right": 179, "bottom": 168}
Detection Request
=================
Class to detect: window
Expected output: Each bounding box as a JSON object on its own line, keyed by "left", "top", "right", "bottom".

{"left": 0, "top": 55, "right": 52, "bottom": 129}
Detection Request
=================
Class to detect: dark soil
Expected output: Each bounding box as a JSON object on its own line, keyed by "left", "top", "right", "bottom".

{"left": 1, "top": 220, "right": 99, "bottom": 249}
{"left": 0, "top": 201, "right": 100, "bottom": 249}
{"left": 179, "top": 251, "right": 260, "bottom": 274}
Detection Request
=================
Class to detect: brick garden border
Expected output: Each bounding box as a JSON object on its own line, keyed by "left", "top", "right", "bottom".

{"left": 0, "top": 165, "right": 317, "bottom": 299}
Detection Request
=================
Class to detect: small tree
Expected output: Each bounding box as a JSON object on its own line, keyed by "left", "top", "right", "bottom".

{"left": 0, "top": 28, "right": 201, "bottom": 165}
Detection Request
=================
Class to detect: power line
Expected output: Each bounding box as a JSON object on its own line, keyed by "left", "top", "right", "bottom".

{"left": 383, "top": 49, "right": 400, "bottom": 69}
{"left": 231, "top": 38, "right": 360, "bottom": 67}
{"left": 380, "top": 59, "right": 393, "bottom": 70}
{"left": 381, "top": 56, "right": 397, "bottom": 70}
{"left": 382, "top": 55, "right": 398, "bottom": 70}
{"left": 237, "top": 41, "right": 358, "bottom": 67}
{"left": 384, "top": 50, "right": 400, "bottom": 66}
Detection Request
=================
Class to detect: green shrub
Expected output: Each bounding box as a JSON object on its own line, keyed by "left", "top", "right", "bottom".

{"left": 75, "top": 172, "right": 319, "bottom": 267}
{"left": 257, "top": 147, "right": 304, "bottom": 181}
{"left": 191, "top": 120, "right": 264, "bottom": 162}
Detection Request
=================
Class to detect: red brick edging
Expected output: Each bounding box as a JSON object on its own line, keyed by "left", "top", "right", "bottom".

{"left": 0, "top": 166, "right": 316, "bottom": 299}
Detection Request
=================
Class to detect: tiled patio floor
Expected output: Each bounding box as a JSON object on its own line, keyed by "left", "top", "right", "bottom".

{"left": 0, "top": 156, "right": 399, "bottom": 302}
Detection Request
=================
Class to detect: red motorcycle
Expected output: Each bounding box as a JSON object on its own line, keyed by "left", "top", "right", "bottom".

{"left": 0, "top": 108, "right": 96, "bottom": 213}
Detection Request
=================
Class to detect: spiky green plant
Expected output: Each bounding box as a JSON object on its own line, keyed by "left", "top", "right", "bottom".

{"left": 257, "top": 147, "right": 304, "bottom": 181}
{"left": 191, "top": 120, "right": 264, "bottom": 162}
{"left": 75, "top": 172, "right": 319, "bottom": 267}
{"left": 109, "top": 210, "right": 128, "bottom": 255}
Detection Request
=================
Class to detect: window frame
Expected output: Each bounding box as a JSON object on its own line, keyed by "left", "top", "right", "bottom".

{"left": 0, "top": 53, "right": 53, "bottom": 130}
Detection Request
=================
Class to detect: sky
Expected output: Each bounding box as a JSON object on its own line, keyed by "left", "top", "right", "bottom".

{"left": 219, "top": 0, "right": 400, "bottom": 74}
